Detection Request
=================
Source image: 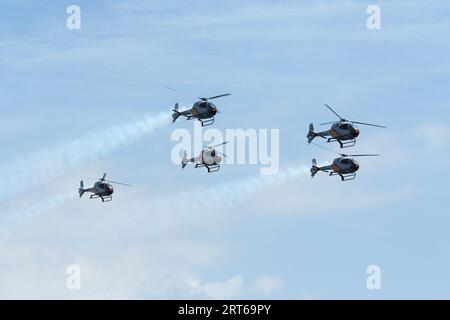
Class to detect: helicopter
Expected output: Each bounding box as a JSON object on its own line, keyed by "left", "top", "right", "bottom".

{"left": 166, "top": 87, "right": 231, "bottom": 127}
{"left": 310, "top": 143, "right": 380, "bottom": 181}
{"left": 307, "top": 104, "right": 386, "bottom": 148}
{"left": 181, "top": 142, "right": 228, "bottom": 173}
{"left": 78, "top": 173, "right": 131, "bottom": 202}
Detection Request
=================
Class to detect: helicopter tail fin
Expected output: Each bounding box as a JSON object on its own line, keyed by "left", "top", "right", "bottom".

{"left": 79, "top": 180, "right": 85, "bottom": 198}
{"left": 172, "top": 103, "right": 181, "bottom": 123}
{"left": 307, "top": 123, "right": 317, "bottom": 144}
{"left": 310, "top": 159, "right": 320, "bottom": 178}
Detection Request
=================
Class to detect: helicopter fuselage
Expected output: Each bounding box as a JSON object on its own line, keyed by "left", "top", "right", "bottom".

{"left": 307, "top": 104, "right": 384, "bottom": 148}
{"left": 191, "top": 101, "right": 218, "bottom": 119}
{"left": 172, "top": 93, "right": 230, "bottom": 127}
{"left": 79, "top": 173, "right": 129, "bottom": 202}
{"left": 182, "top": 148, "right": 224, "bottom": 173}
{"left": 324, "top": 122, "right": 360, "bottom": 141}
{"left": 311, "top": 157, "right": 360, "bottom": 181}
{"left": 199, "top": 149, "right": 223, "bottom": 166}
{"left": 93, "top": 181, "right": 114, "bottom": 197}
{"left": 331, "top": 157, "right": 360, "bottom": 174}
{"left": 311, "top": 122, "right": 360, "bottom": 148}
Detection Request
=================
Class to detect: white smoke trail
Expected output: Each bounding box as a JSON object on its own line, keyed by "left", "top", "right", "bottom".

{"left": 0, "top": 192, "right": 76, "bottom": 236}
{"left": 185, "top": 165, "right": 310, "bottom": 207}
{"left": 0, "top": 112, "right": 171, "bottom": 200}
{"left": 0, "top": 164, "right": 311, "bottom": 236}
{"left": 155, "top": 164, "right": 311, "bottom": 219}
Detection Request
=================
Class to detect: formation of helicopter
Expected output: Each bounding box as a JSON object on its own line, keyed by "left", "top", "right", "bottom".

{"left": 307, "top": 104, "right": 385, "bottom": 182}
{"left": 167, "top": 87, "right": 232, "bottom": 127}
{"left": 78, "top": 93, "right": 385, "bottom": 202}
{"left": 79, "top": 173, "right": 131, "bottom": 202}
{"left": 172, "top": 94, "right": 232, "bottom": 127}
{"left": 181, "top": 142, "right": 229, "bottom": 173}
{"left": 79, "top": 89, "right": 231, "bottom": 202}
{"left": 309, "top": 143, "right": 380, "bottom": 181}
{"left": 307, "top": 104, "right": 386, "bottom": 148}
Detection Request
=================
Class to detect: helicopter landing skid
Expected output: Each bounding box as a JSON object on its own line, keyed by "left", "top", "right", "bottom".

{"left": 329, "top": 172, "right": 356, "bottom": 181}
{"left": 90, "top": 194, "right": 113, "bottom": 202}
{"left": 195, "top": 163, "right": 220, "bottom": 173}
{"left": 328, "top": 138, "right": 356, "bottom": 148}
{"left": 185, "top": 116, "right": 215, "bottom": 127}
{"left": 198, "top": 118, "right": 215, "bottom": 127}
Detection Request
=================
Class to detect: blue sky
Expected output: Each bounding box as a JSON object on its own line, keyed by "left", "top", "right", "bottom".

{"left": 0, "top": 0, "right": 449, "bottom": 299}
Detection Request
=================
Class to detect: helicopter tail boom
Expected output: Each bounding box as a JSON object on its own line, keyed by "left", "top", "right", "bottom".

{"left": 307, "top": 123, "right": 327, "bottom": 144}
{"left": 310, "top": 159, "right": 333, "bottom": 177}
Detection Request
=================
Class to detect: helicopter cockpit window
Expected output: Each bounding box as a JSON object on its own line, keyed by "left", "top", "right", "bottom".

{"left": 339, "top": 123, "right": 349, "bottom": 130}
{"left": 341, "top": 159, "right": 350, "bottom": 165}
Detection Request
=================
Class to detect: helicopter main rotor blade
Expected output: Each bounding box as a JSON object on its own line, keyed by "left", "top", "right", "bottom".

{"left": 208, "top": 93, "right": 231, "bottom": 100}
{"left": 164, "top": 86, "right": 189, "bottom": 95}
{"left": 215, "top": 151, "right": 228, "bottom": 158}
{"left": 348, "top": 154, "right": 380, "bottom": 157}
{"left": 324, "top": 104, "right": 344, "bottom": 121}
{"left": 165, "top": 87, "right": 200, "bottom": 101}
{"left": 319, "top": 121, "right": 339, "bottom": 126}
{"left": 204, "top": 141, "right": 229, "bottom": 149}
{"left": 100, "top": 173, "right": 107, "bottom": 181}
{"left": 350, "top": 121, "right": 386, "bottom": 128}
{"left": 311, "top": 142, "right": 343, "bottom": 156}
{"left": 211, "top": 141, "right": 229, "bottom": 148}
{"left": 104, "top": 180, "right": 132, "bottom": 187}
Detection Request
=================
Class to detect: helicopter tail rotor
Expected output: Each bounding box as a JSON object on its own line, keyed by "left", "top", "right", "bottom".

{"left": 79, "top": 180, "right": 85, "bottom": 198}
{"left": 307, "top": 123, "right": 322, "bottom": 144}
{"left": 181, "top": 150, "right": 190, "bottom": 169}
{"left": 172, "top": 103, "right": 181, "bottom": 123}
{"left": 310, "top": 159, "right": 320, "bottom": 178}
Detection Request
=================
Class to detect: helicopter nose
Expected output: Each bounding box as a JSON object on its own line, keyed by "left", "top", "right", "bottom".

{"left": 354, "top": 128, "right": 360, "bottom": 137}
{"left": 354, "top": 162, "right": 360, "bottom": 171}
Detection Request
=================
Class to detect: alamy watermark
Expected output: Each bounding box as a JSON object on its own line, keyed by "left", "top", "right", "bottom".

{"left": 367, "top": 5, "right": 381, "bottom": 30}
{"left": 171, "top": 122, "right": 280, "bottom": 175}
{"left": 66, "top": 264, "right": 81, "bottom": 290}
{"left": 66, "top": 5, "right": 81, "bottom": 30}
{"left": 366, "top": 265, "right": 382, "bottom": 290}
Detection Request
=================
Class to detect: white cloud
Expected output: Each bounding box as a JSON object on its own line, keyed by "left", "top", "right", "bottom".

{"left": 187, "top": 275, "right": 244, "bottom": 300}
{"left": 252, "top": 275, "right": 283, "bottom": 296}
{"left": 416, "top": 123, "right": 450, "bottom": 149}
